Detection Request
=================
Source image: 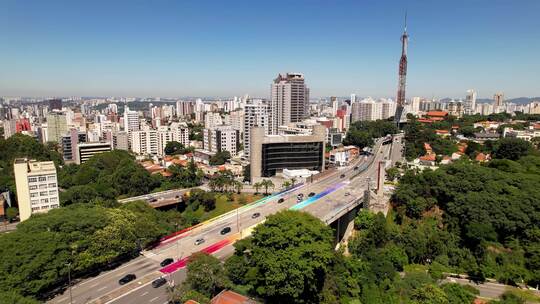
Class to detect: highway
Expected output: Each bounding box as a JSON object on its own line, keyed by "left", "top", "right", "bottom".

{"left": 48, "top": 136, "right": 403, "bottom": 304}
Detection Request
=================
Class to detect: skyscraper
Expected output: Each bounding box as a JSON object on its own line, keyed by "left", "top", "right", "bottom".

{"left": 465, "top": 89, "right": 477, "bottom": 115}
{"left": 270, "top": 73, "right": 309, "bottom": 134}
{"left": 494, "top": 92, "right": 504, "bottom": 107}
{"left": 123, "top": 106, "right": 139, "bottom": 148}
{"left": 394, "top": 13, "right": 409, "bottom": 124}
{"left": 46, "top": 111, "right": 67, "bottom": 143}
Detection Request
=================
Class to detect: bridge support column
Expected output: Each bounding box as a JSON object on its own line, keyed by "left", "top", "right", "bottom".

{"left": 377, "top": 161, "right": 386, "bottom": 196}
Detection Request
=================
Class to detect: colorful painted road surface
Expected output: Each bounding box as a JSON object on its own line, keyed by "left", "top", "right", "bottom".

{"left": 160, "top": 235, "right": 237, "bottom": 274}
{"left": 157, "top": 183, "right": 305, "bottom": 248}
{"left": 158, "top": 181, "right": 349, "bottom": 274}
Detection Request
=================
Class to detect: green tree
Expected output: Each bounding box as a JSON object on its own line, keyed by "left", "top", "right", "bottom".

{"left": 260, "top": 179, "right": 274, "bottom": 195}
{"left": 343, "top": 130, "right": 374, "bottom": 148}
{"left": 209, "top": 151, "right": 231, "bottom": 166}
{"left": 493, "top": 138, "right": 532, "bottom": 160}
{"left": 410, "top": 284, "right": 449, "bottom": 304}
{"left": 164, "top": 141, "right": 192, "bottom": 155}
{"left": 386, "top": 167, "right": 400, "bottom": 181}
{"left": 182, "top": 252, "right": 228, "bottom": 298}
{"left": 236, "top": 210, "right": 334, "bottom": 303}
{"left": 6, "top": 207, "right": 18, "bottom": 221}
{"left": 441, "top": 283, "right": 478, "bottom": 304}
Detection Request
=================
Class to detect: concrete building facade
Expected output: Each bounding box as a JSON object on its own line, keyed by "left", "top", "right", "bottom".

{"left": 14, "top": 159, "right": 60, "bottom": 221}
{"left": 250, "top": 124, "right": 325, "bottom": 183}
{"left": 270, "top": 73, "right": 309, "bottom": 134}
{"left": 76, "top": 142, "right": 112, "bottom": 164}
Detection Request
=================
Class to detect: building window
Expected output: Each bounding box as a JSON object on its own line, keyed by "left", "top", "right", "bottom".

{"left": 48, "top": 175, "right": 56, "bottom": 181}
{"left": 40, "top": 191, "right": 47, "bottom": 196}
{"left": 41, "top": 198, "right": 49, "bottom": 203}
{"left": 49, "top": 190, "right": 56, "bottom": 195}
{"left": 30, "top": 192, "right": 38, "bottom": 198}
{"left": 31, "top": 200, "right": 39, "bottom": 206}
{"left": 29, "top": 185, "right": 38, "bottom": 190}
{"left": 32, "top": 207, "right": 40, "bottom": 211}
{"left": 49, "top": 197, "right": 57, "bottom": 203}
{"left": 49, "top": 183, "right": 56, "bottom": 188}
{"left": 38, "top": 176, "right": 47, "bottom": 182}
{"left": 39, "top": 184, "right": 47, "bottom": 189}
{"left": 28, "top": 177, "right": 37, "bottom": 183}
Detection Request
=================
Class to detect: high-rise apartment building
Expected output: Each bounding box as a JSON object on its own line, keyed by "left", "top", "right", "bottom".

{"left": 46, "top": 111, "right": 68, "bottom": 143}
{"left": 243, "top": 100, "right": 270, "bottom": 159}
{"left": 203, "top": 126, "right": 240, "bottom": 156}
{"left": 123, "top": 106, "right": 139, "bottom": 148}
{"left": 204, "top": 112, "right": 223, "bottom": 129}
{"left": 176, "top": 100, "right": 194, "bottom": 118}
{"left": 270, "top": 73, "right": 309, "bottom": 134}
{"left": 465, "top": 90, "right": 477, "bottom": 115}
{"left": 61, "top": 128, "right": 87, "bottom": 161}
{"left": 112, "top": 131, "right": 129, "bottom": 150}
{"left": 14, "top": 159, "right": 60, "bottom": 221}
{"left": 131, "top": 129, "right": 159, "bottom": 156}
{"left": 157, "top": 126, "right": 174, "bottom": 156}
{"left": 494, "top": 92, "right": 504, "bottom": 108}
{"left": 169, "top": 122, "right": 190, "bottom": 146}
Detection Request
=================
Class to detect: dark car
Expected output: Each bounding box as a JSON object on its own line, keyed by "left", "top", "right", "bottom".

{"left": 160, "top": 258, "right": 174, "bottom": 267}
{"left": 252, "top": 212, "right": 261, "bottom": 219}
{"left": 152, "top": 277, "right": 167, "bottom": 288}
{"left": 277, "top": 198, "right": 285, "bottom": 204}
{"left": 353, "top": 166, "right": 359, "bottom": 170}
{"left": 149, "top": 198, "right": 157, "bottom": 202}
{"left": 118, "top": 274, "right": 136, "bottom": 285}
{"left": 308, "top": 192, "right": 316, "bottom": 197}
{"left": 340, "top": 174, "right": 346, "bottom": 178}
{"left": 220, "top": 227, "right": 231, "bottom": 235}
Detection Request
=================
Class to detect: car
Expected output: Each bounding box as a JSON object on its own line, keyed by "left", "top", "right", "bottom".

{"left": 149, "top": 198, "right": 157, "bottom": 202}
{"left": 252, "top": 212, "right": 261, "bottom": 219}
{"left": 340, "top": 174, "right": 346, "bottom": 178}
{"left": 175, "top": 195, "right": 180, "bottom": 199}
{"left": 118, "top": 274, "right": 136, "bottom": 285}
{"left": 277, "top": 198, "right": 285, "bottom": 204}
{"left": 160, "top": 258, "right": 174, "bottom": 267}
{"left": 194, "top": 238, "right": 205, "bottom": 245}
{"left": 353, "top": 166, "right": 359, "bottom": 170}
{"left": 220, "top": 227, "right": 231, "bottom": 235}
{"left": 308, "top": 192, "right": 316, "bottom": 197}
{"left": 297, "top": 193, "right": 304, "bottom": 198}
{"left": 152, "top": 277, "right": 167, "bottom": 288}
{"left": 344, "top": 192, "right": 351, "bottom": 197}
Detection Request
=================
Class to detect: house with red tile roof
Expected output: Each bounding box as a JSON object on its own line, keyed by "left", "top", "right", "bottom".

{"left": 210, "top": 290, "right": 258, "bottom": 304}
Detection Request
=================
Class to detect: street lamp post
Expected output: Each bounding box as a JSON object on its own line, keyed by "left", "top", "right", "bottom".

{"left": 65, "top": 262, "right": 73, "bottom": 304}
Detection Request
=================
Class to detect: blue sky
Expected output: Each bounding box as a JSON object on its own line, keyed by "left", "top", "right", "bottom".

{"left": 1, "top": 0, "right": 539, "bottom": 99}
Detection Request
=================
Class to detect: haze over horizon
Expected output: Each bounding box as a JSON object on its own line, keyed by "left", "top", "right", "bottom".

{"left": 1, "top": 0, "right": 539, "bottom": 98}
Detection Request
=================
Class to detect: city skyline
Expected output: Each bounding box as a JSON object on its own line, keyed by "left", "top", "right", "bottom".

{"left": 1, "top": 0, "right": 540, "bottom": 98}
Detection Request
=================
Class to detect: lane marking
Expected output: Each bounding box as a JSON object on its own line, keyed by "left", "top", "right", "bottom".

{"left": 97, "top": 286, "right": 108, "bottom": 292}
{"left": 149, "top": 296, "right": 160, "bottom": 302}
{"left": 141, "top": 291, "right": 149, "bottom": 297}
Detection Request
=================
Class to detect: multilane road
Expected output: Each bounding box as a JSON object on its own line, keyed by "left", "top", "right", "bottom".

{"left": 49, "top": 137, "right": 401, "bottom": 304}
